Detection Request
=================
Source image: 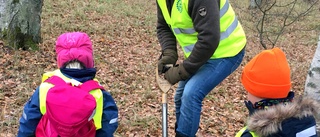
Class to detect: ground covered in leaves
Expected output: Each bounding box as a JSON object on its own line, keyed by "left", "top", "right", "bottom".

{"left": 0, "top": 0, "right": 319, "bottom": 137}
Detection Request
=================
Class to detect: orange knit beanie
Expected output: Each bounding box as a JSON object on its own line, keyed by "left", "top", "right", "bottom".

{"left": 241, "top": 47, "right": 291, "bottom": 99}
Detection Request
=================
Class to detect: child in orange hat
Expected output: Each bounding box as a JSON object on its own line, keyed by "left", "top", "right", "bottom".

{"left": 236, "top": 47, "right": 320, "bottom": 137}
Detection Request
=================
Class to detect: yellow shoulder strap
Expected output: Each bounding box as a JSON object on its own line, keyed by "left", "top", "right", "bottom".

{"left": 90, "top": 89, "right": 103, "bottom": 129}
{"left": 235, "top": 126, "right": 259, "bottom": 137}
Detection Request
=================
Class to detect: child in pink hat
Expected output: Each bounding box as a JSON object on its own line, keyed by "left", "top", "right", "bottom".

{"left": 18, "top": 32, "right": 119, "bottom": 137}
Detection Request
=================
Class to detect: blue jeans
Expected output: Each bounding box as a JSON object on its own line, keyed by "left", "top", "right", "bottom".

{"left": 174, "top": 49, "right": 245, "bottom": 136}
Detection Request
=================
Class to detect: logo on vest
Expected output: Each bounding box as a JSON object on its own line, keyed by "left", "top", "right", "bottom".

{"left": 199, "top": 7, "right": 207, "bottom": 17}
{"left": 176, "top": 0, "right": 182, "bottom": 13}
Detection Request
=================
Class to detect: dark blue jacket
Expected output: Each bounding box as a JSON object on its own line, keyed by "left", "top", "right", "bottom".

{"left": 17, "top": 68, "right": 119, "bottom": 137}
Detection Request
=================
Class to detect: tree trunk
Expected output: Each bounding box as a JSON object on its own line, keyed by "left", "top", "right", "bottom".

{"left": 0, "top": 0, "right": 43, "bottom": 50}
{"left": 0, "top": 0, "right": 8, "bottom": 31}
{"left": 249, "top": 0, "right": 262, "bottom": 9}
{"left": 304, "top": 34, "right": 320, "bottom": 134}
{"left": 305, "top": 35, "right": 320, "bottom": 101}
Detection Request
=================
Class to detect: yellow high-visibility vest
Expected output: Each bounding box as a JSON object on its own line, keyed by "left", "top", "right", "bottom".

{"left": 157, "top": 0, "right": 246, "bottom": 59}
{"left": 235, "top": 127, "right": 259, "bottom": 137}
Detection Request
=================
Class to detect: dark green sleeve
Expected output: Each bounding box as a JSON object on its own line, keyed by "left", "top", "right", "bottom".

{"left": 183, "top": 0, "right": 221, "bottom": 74}
{"left": 156, "top": 1, "right": 177, "bottom": 52}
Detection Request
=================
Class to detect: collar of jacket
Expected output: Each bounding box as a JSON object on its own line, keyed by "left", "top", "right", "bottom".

{"left": 247, "top": 97, "right": 320, "bottom": 136}
{"left": 60, "top": 68, "right": 96, "bottom": 83}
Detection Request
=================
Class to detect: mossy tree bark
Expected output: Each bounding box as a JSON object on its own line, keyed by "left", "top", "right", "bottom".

{"left": 0, "top": 0, "right": 43, "bottom": 50}
{"left": 305, "top": 35, "right": 320, "bottom": 101}
{"left": 304, "top": 35, "right": 320, "bottom": 134}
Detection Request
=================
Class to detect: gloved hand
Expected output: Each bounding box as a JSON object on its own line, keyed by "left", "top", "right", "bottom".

{"left": 158, "top": 49, "right": 178, "bottom": 74}
{"left": 164, "top": 64, "right": 190, "bottom": 85}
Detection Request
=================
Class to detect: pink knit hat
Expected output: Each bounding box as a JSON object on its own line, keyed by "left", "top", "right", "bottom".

{"left": 55, "top": 32, "right": 94, "bottom": 68}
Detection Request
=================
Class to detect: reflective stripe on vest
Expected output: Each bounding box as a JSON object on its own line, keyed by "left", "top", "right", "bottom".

{"left": 235, "top": 127, "right": 258, "bottom": 137}
{"left": 157, "top": 0, "right": 246, "bottom": 59}
{"left": 173, "top": 0, "right": 238, "bottom": 40}
{"left": 39, "top": 69, "right": 104, "bottom": 130}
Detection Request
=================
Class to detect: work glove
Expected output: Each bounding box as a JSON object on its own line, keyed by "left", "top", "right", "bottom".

{"left": 158, "top": 49, "right": 178, "bottom": 74}
{"left": 164, "top": 64, "right": 190, "bottom": 85}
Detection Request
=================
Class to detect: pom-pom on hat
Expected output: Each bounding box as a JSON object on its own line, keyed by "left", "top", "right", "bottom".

{"left": 241, "top": 47, "right": 291, "bottom": 99}
{"left": 55, "top": 32, "right": 94, "bottom": 68}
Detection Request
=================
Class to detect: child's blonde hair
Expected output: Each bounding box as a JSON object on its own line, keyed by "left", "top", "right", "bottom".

{"left": 64, "top": 60, "right": 85, "bottom": 69}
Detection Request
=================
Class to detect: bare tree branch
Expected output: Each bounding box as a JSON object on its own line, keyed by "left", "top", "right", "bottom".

{"left": 246, "top": 0, "right": 319, "bottom": 49}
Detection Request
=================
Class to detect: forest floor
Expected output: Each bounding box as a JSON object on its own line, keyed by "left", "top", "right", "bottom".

{"left": 0, "top": 0, "right": 320, "bottom": 136}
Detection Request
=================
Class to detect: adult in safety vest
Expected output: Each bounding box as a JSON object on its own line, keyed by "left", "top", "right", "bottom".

{"left": 17, "top": 32, "right": 119, "bottom": 137}
{"left": 156, "top": 0, "right": 246, "bottom": 136}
